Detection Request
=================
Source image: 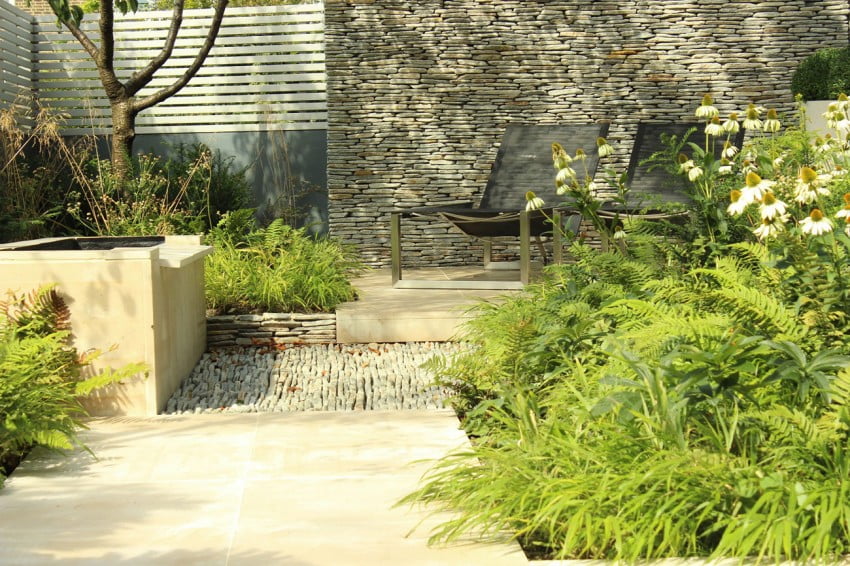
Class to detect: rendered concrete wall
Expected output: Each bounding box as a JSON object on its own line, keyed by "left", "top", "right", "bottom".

{"left": 133, "top": 130, "right": 329, "bottom": 235}
{"left": 325, "top": 0, "right": 850, "bottom": 267}
{"left": 0, "top": 238, "right": 210, "bottom": 416}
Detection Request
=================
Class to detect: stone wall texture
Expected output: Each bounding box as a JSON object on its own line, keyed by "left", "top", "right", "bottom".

{"left": 325, "top": 0, "right": 850, "bottom": 267}
{"left": 206, "top": 313, "right": 336, "bottom": 348}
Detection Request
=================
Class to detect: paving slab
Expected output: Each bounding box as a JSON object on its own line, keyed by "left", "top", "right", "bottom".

{"left": 337, "top": 268, "right": 520, "bottom": 343}
{"left": 0, "top": 410, "right": 528, "bottom": 566}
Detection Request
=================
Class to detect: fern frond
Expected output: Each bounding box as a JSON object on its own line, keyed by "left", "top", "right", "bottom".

{"left": 711, "top": 284, "right": 806, "bottom": 341}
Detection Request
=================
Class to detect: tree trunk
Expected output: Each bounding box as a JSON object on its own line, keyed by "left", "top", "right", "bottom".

{"left": 110, "top": 98, "right": 136, "bottom": 185}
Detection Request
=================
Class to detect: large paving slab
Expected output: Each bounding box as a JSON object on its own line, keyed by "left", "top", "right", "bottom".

{"left": 337, "top": 268, "right": 520, "bottom": 343}
{"left": 0, "top": 410, "right": 527, "bottom": 566}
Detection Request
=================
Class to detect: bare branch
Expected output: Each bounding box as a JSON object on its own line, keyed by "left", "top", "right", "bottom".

{"left": 61, "top": 19, "right": 99, "bottom": 62}
{"left": 124, "top": 0, "right": 186, "bottom": 95}
{"left": 133, "top": 0, "right": 229, "bottom": 114}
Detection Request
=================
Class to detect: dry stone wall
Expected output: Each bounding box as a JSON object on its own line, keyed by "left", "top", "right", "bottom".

{"left": 326, "top": 0, "right": 850, "bottom": 267}
{"left": 207, "top": 313, "right": 336, "bottom": 348}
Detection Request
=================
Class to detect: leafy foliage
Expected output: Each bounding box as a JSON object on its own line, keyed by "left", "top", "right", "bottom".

{"left": 408, "top": 98, "right": 850, "bottom": 562}
{"left": 0, "top": 286, "right": 147, "bottom": 487}
{"left": 792, "top": 47, "right": 850, "bottom": 101}
{"left": 204, "top": 212, "right": 363, "bottom": 314}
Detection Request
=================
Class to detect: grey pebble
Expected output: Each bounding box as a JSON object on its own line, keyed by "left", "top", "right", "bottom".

{"left": 164, "top": 342, "right": 463, "bottom": 414}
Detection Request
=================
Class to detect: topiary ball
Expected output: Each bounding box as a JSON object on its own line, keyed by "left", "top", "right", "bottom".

{"left": 792, "top": 47, "right": 850, "bottom": 101}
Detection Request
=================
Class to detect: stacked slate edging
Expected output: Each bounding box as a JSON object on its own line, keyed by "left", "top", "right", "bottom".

{"left": 325, "top": 0, "right": 850, "bottom": 268}
{"left": 206, "top": 313, "right": 336, "bottom": 348}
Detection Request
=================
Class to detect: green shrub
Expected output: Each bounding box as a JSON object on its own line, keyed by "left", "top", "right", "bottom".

{"left": 791, "top": 47, "right": 850, "bottom": 100}
{"left": 204, "top": 212, "right": 363, "bottom": 313}
{"left": 408, "top": 98, "right": 850, "bottom": 562}
{"left": 0, "top": 286, "right": 146, "bottom": 487}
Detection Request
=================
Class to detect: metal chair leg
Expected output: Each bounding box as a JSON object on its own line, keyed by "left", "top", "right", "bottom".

{"left": 390, "top": 212, "right": 402, "bottom": 286}
{"left": 519, "top": 210, "right": 530, "bottom": 285}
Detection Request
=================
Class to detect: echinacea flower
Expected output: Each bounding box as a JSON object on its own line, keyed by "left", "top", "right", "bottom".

{"left": 612, "top": 225, "right": 627, "bottom": 240}
{"left": 727, "top": 189, "right": 748, "bottom": 215}
{"left": 705, "top": 116, "right": 724, "bottom": 136}
{"left": 836, "top": 194, "right": 850, "bottom": 219}
{"left": 678, "top": 155, "right": 695, "bottom": 174}
{"left": 556, "top": 166, "right": 576, "bottom": 186}
{"left": 596, "top": 137, "right": 614, "bottom": 158}
{"left": 759, "top": 191, "right": 787, "bottom": 220}
{"left": 695, "top": 94, "right": 719, "bottom": 120}
{"left": 740, "top": 171, "right": 774, "bottom": 204}
{"left": 722, "top": 141, "right": 738, "bottom": 159}
{"left": 722, "top": 113, "right": 740, "bottom": 134}
{"left": 742, "top": 103, "right": 762, "bottom": 130}
{"left": 763, "top": 109, "right": 781, "bottom": 133}
{"left": 753, "top": 217, "right": 784, "bottom": 240}
{"left": 574, "top": 148, "right": 587, "bottom": 161}
{"left": 794, "top": 166, "right": 829, "bottom": 204}
{"left": 525, "top": 191, "right": 545, "bottom": 211}
{"left": 800, "top": 208, "right": 833, "bottom": 236}
{"left": 688, "top": 165, "right": 703, "bottom": 181}
{"left": 552, "top": 142, "right": 572, "bottom": 170}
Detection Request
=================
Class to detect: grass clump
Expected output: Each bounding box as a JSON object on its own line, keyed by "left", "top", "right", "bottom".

{"left": 204, "top": 210, "right": 363, "bottom": 314}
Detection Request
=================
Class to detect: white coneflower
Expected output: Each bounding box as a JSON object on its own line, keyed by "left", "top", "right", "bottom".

{"left": 678, "top": 154, "right": 695, "bottom": 174}
{"left": 742, "top": 103, "right": 762, "bottom": 130}
{"left": 556, "top": 166, "right": 576, "bottom": 186}
{"left": 525, "top": 191, "right": 545, "bottom": 211}
{"left": 688, "top": 165, "right": 704, "bottom": 181}
{"left": 574, "top": 148, "right": 587, "bottom": 161}
{"left": 762, "top": 109, "right": 781, "bottom": 133}
{"left": 838, "top": 93, "right": 850, "bottom": 112}
{"left": 814, "top": 136, "right": 833, "bottom": 154}
{"left": 836, "top": 194, "right": 850, "bottom": 220}
{"left": 727, "top": 189, "right": 748, "bottom": 215}
{"left": 705, "top": 116, "right": 724, "bottom": 136}
{"left": 800, "top": 208, "right": 833, "bottom": 236}
{"left": 722, "top": 112, "right": 740, "bottom": 134}
{"left": 596, "top": 137, "right": 614, "bottom": 158}
{"left": 718, "top": 164, "right": 733, "bottom": 176}
{"left": 695, "top": 94, "right": 719, "bottom": 120}
{"left": 552, "top": 142, "right": 572, "bottom": 170}
{"left": 773, "top": 155, "right": 784, "bottom": 168}
{"left": 722, "top": 141, "right": 738, "bottom": 159}
{"left": 753, "top": 217, "right": 784, "bottom": 240}
{"left": 586, "top": 180, "right": 598, "bottom": 192}
{"left": 740, "top": 171, "right": 774, "bottom": 204}
{"left": 794, "top": 166, "right": 829, "bottom": 205}
{"left": 612, "top": 225, "right": 627, "bottom": 240}
{"left": 759, "top": 191, "right": 787, "bottom": 220}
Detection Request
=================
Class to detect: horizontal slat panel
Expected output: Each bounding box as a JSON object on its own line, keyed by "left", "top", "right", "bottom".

{"left": 0, "top": 0, "right": 33, "bottom": 120}
{"left": 28, "top": 3, "right": 327, "bottom": 135}
{"left": 61, "top": 121, "right": 328, "bottom": 135}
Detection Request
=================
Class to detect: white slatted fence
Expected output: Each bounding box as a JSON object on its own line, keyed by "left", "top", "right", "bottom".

{"left": 0, "top": 0, "right": 35, "bottom": 127}
{"left": 32, "top": 3, "right": 326, "bottom": 134}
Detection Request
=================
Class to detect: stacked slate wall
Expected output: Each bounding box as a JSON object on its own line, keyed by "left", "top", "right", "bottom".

{"left": 325, "top": 0, "right": 850, "bottom": 267}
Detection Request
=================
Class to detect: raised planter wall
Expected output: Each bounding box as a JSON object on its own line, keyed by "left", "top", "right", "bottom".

{"left": 326, "top": 0, "right": 850, "bottom": 267}
{"left": 207, "top": 313, "right": 337, "bottom": 348}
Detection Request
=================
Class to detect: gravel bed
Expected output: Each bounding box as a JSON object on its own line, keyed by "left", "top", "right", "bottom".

{"left": 164, "top": 342, "right": 464, "bottom": 414}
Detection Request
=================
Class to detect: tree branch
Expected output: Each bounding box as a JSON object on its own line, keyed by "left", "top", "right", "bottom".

{"left": 124, "top": 0, "right": 186, "bottom": 95}
{"left": 92, "top": 1, "right": 126, "bottom": 100}
{"left": 133, "top": 0, "right": 229, "bottom": 114}
{"left": 61, "top": 19, "right": 99, "bottom": 62}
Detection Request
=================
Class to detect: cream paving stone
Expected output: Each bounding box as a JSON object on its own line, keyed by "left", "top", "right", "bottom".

{"left": 337, "top": 267, "right": 519, "bottom": 342}
{"left": 0, "top": 411, "right": 527, "bottom": 566}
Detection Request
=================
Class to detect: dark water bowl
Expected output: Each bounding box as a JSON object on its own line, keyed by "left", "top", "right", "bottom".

{"left": 6, "top": 236, "right": 166, "bottom": 251}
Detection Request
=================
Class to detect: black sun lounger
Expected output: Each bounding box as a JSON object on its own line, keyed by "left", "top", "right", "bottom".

{"left": 595, "top": 122, "right": 747, "bottom": 249}
{"left": 390, "top": 123, "right": 610, "bottom": 289}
